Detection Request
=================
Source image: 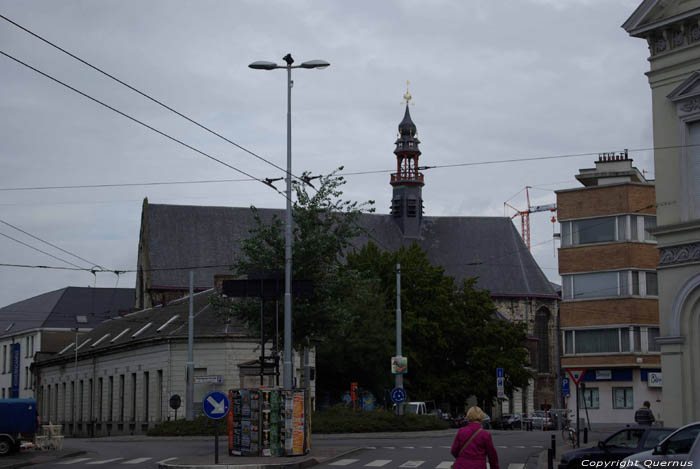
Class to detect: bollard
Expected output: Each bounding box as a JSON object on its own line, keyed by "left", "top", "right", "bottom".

{"left": 584, "top": 427, "right": 588, "bottom": 444}
{"left": 551, "top": 434, "right": 556, "bottom": 459}
{"left": 548, "top": 448, "right": 554, "bottom": 469}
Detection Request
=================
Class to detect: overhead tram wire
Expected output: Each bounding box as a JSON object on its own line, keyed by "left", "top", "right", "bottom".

{"left": 0, "top": 178, "right": 256, "bottom": 192}
{"left": 0, "top": 49, "right": 289, "bottom": 202}
{"left": 0, "top": 231, "right": 85, "bottom": 270}
{"left": 0, "top": 218, "right": 105, "bottom": 270}
{"left": 0, "top": 13, "right": 312, "bottom": 188}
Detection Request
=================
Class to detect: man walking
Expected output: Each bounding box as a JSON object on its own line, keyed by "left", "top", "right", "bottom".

{"left": 634, "top": 401, "right": 655, "bottom": 426}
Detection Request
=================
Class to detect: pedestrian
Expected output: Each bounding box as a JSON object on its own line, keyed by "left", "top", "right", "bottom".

{"left": 634, "top": 401, "right": 656, "bottom": 426}
{"left": 450, "top": 406, "right": 499, "bottom": 469}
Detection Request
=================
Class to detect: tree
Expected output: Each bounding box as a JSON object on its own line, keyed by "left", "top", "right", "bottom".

{"left": 218, "top": 168, "right": 375, "bottom": 348}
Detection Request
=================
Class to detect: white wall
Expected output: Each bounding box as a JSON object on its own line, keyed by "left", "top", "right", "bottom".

{"left": 0, "top": 330, "right": 40, "bottom": 399}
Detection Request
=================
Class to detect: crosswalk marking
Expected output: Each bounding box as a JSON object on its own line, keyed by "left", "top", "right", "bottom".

{"left": 402, "top": 446, "right": 415, "bottom": 449}
{"left": 87, "top": 458, "right": 124, "bottom": 465}
{"left": 383, "top": 447, "right": 395, "bottom": 450}
{"left": 513, "top": 445, "right": 526, "bottom": 448}
{"left": 57, "top": 458, "right": 91, "bottom": 465}
{"left": 365, "top": 460, "right": 391, "bottom": 467}
{"left": 330, "top": 459, "right": 360, "bottom": 466}
{"left": 508, "top": 464, "right": 525, "bottom": 469}
{"left": 436, "top": 462, "right": 452, "bottom": 469}
{"left": 157, "top": 458, "right": 178, "bottom": 464}
{"left": 399, "top": 461, "right": 425, "bottom": 468}
{"left": 496, "top": 445, "right": 508, "bottom": 448}
{"left": 440, "top": 446, "right": 451, "bottom": 449}
{"left": 419, "top": 446, "right": 433, "bottom": 449}
{"left": 122, "top": 457, "right": 152, "bottom": 464}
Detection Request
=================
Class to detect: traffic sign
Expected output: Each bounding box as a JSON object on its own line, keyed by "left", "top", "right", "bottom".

{"left": 496, "top": 368, "right": 504, "bottom": 379}
{"left": 497, "top": 389, "right": 506, "bottom": 399}
{"left": 169, "top": 394, "right": 181, "bottom": 410}
{"left": 202, "top": 391, "right": 230, "bottom": 420}
{"left": 562, "top": 377, "right": 570, "bottom": 397}
{"left": 567, "top": 368, "right": 587, "bottom": 386}
{"left": 390, "top": 387, "right": 407, "bottom": 404}
{"left": 194, "top": 375, "right": 223, "bottom": 384}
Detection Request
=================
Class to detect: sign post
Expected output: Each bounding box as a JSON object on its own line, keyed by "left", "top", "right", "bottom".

{"left": 203, "top": 391, "right": 230, "bottom": 464}
{"left": 567, "top": 369, "right": 586, "bottom": 448}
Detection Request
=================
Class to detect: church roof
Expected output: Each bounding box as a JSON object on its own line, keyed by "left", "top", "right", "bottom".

{"left": 139, "top": 201, "right": 556, "bottom": 299}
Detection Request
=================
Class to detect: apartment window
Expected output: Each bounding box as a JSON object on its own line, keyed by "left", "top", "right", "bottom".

{"left": 613, "top": 387, "right": 634, "bottom": 409}
{"left": 646, "top": 272, "right": 658, "bottom": 296}
{"left": 564, "top": 330, "right": 574, "bottom": 354}
{"left": 644, "top": 216, "right": 656, "bottom": 241}
{"left": 573, "top": 216, "right": 616, "bottom": 245}
{"left": 580, "top": 387, "right": 599, "bottom": 409}
{"left": 621, "top": 328, "right": 631, "bottom": 352}
{"left": 630, "top": 216, "right": 638, "bottom": 241}
{"left": 568, "top": 271, "right": 618, "bottom": 299}
{"left": 648, "top": 327, "right": 661, "bottom": 352}
{"left": 25, "top": 337, "right": 29, "bottom": 357}
{"left": 632, "top": 271, "right": 640, "bottom": 295}
{"left": 575, "top": 328, "right": 620, "bottom": 354}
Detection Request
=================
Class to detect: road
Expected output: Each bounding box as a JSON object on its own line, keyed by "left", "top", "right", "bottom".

{"left": 32, "top": 429, "right": 583, "bottom": 469}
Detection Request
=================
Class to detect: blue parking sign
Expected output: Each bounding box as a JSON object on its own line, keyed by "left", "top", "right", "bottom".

{"left": 562, "top": 377, "right": 570, "bottom": 397}
{"left": 496, "top": 368, "right": 504, "bottom": 379}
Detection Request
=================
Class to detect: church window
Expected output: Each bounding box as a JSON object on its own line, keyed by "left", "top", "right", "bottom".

{"left": 407, "top": 199, "right": 417, "bottom": 217}
{"left": 535, "top": 310, "right": 549, "bottom": 372}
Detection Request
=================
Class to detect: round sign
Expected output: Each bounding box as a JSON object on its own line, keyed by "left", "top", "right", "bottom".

{"left": 169, "top": 394, "right": 181, "bottom": 410}
{"left": 390, "top": 386, "right": 407, "bottom": 404}
{"left": 202, "top": 391, "right": 230, "bottom": 420}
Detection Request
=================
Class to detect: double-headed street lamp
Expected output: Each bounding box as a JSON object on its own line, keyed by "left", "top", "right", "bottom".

{"left": 249, "top": 54, "right": 329, "bottom": 390}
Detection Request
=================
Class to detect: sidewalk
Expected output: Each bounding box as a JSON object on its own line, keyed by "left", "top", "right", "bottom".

{"left": 0, "top": 448, "right": 86, "bottom": 469}
{"left": 530, "top": 428, "right": 616, "bottom": 469}
{"left": 158, "top": 446, "right": 364, "bottom": 469}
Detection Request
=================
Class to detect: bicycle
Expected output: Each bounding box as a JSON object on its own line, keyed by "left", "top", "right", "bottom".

{"left": 561, "top": 412, "right": 578, "bottom": 447}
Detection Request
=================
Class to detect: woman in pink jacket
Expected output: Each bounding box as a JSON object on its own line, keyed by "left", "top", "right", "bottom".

{"left": 450, "top": 406, "right": 499, "bottom": 469}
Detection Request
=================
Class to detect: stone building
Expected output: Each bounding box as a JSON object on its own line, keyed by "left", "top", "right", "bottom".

{"left": 624, "top": 0, "right": 700, "bottom": 426}
{"left": 32, "top": 288, "right": 307, "bottom": 436}
{"left": 134, "top": 103, "right": 560, "bottom": 414}
{"left": 556, "top": 154, "right": 661, "bottom": 425}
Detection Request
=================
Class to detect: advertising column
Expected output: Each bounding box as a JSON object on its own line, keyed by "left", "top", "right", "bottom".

{"left": 11, "top": 343, "right": 20, "bottom": 398}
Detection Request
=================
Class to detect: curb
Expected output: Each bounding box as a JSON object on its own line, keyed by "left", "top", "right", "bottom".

{"left": 158, "top": 446, "right": 366, "bottom": 469}
{"left": 0, "top": 450, "right": 86, "bottom": 469}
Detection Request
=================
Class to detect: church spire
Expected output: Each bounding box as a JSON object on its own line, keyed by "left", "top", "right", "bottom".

{"left": 390, "top": 84, "right": 424, "bottom": 238}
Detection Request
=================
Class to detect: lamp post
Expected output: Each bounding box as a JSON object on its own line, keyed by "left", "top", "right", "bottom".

{"left": 249, "top": 54, "right": 329, "bottom": 390}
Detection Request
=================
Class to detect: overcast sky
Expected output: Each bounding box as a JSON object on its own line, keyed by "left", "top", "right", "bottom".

{"left": 0, "top": 0, "right": 653, "bottom": 309}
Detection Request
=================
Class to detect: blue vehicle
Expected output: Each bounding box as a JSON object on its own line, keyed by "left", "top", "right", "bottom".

{"left": 0, "top": 399, "right": 39, "bottom": 456}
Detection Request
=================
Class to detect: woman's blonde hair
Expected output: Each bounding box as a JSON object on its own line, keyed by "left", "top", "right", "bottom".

{"left": 466, "top": 406, "right": 484, "bottom": 422}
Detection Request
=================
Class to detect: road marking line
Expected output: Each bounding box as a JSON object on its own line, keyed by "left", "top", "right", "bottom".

{"left": 122, "top": 458, "right": 153, "bottom": 464}
{"left": 330, "top": 459, "right": 359, "bottom": 466}
{"left": 496, "top": 445, "right": 508, "bottom": 448}
{"left": 365, "top": 460, "right": 391, "bottom": 467}
{"left": 399, "top": 461, "right": 425, "bottom": 468}
{"left": 420, "top": 446, "right": 433, "bottom": 449}
{"left": 513, "top": 445, "right": 526, "bottom": 448}
{"left": 157, "top": 458, "right": 178, "bottom": 464}
{"left": 507, "top": 464, "right": 525, "bottom": 469}
{"left": 383, "top": 446, "right": 395, "bottom": 450}
{"left": 365, "top": 446, "right": 377, "bottom": 450}
{"left": 402, "top": 446, "right": 415, "bottom": 449}
{"left": 87, "top": 458, "right": 124, "bottom": 465}
{"left": 440, "top": 446, "right": 451, "bottom": 449}
{"left": 436, "top": 462, "right": 452, "bottom": 469}
{"left": 57, "top": 458, "right": 92, "bottom": 465}
{"left": 531, "top": 445, "right": 543, "bottom": 448}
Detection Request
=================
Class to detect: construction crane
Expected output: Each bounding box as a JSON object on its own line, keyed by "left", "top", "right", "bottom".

{"left": 504, "top": 186, "right": 557, "bottom": 251}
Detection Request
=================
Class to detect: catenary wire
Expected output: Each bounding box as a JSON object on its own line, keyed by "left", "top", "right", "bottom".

{"left": 0, "top": 49, "right": 289, "bottom": 202}
{"left": 0, "top": 218, "right": 104, "bottom": 269}
{"left": 0, "top": 13, "right": 310, "bottom": 186}
{"left": 0, "top": 231, "right": 85, "bottom": 270}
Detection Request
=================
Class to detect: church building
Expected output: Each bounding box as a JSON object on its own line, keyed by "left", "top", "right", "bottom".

{"left": 134, "top": 99, "right": 560, "bottom": 415}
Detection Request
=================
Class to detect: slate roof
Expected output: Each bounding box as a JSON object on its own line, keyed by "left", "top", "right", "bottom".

{"left": 37, "top": 289, "right": 249, "bottom": 365}
{"left": 0, "top": 287, "right": 135, "bottom": 337}
{"left": 141, "top": 202, "right": 556, "bottom": 299}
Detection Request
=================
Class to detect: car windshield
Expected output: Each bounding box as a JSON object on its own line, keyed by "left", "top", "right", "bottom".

{"left": 664, "top": 426, "right": 700, "bottom": 455}
{"left": 643, "top": 429, "right": 674, "bottom": 449}
{"left": 405, "top": 403, "right": 420, "bottom": 414}
{"left": 606, "top": 429, "right": 644, "bottom": 448}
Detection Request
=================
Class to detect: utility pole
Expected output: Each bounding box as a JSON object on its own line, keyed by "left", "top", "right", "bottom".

{"left": 186, "top": 271, "right": 194, "bottom": 420}
{"left": 74, "top": 327, "right": 78, "bottom": 434}
{"left": 395, "top": 263, "right": 403, "bottom": 416}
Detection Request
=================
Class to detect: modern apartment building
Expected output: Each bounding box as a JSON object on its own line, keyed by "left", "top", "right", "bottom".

{"left": 556, "top": 154, "right": 661, "bottom": 425}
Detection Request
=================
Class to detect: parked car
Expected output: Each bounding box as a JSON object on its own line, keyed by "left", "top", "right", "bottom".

{"left": 499, "top": 413, "right": 523, "bottom": 430}
{"left": 0, "top": 399, "right": 39, "bottom": 456}
{"left": 622, "top": 421, "right": 700, "bottom": 467}
{"left": 450, "top": 412, "right": 491, "bottom": 429}
{"left": 558, "top": 426, "right": 675, "bottom": 469}
{"left": 481, "top": 413, "right": 491, "bottom": 429}
{"left": 404, "top": 401, "right": 428, "bottom": 415}
{"left": 532, "top": 410, "right": 554, "bottom": 430}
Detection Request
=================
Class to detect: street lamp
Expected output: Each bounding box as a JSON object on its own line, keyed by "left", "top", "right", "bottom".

{"left": 249, "top": 54, "right": 329, "bottom": 390}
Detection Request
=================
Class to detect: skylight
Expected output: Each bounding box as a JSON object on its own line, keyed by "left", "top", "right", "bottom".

{"left": 91, "top": 333, "right": 110, "bottom": 347}
{"left": 156, "top": 315, "right": 179, "bottom": 332}
{"left": 58, "top": 342, "right": 75, "bottom": 354}
{"left": 132, "top": 322, "right": 153, "bottom": 338}
{"left": 110, "top": 328, "right": 130, "bottom": 343}
{"left": 76, "top": 338, "right": 92, "bottom": 350}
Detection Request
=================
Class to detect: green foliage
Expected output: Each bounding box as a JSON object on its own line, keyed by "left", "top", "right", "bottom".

{"left": 311, "top": 405, "right": 449, "bottom": 433}
{"left": 219, "top": 169, "right": 375, "bottom": 347}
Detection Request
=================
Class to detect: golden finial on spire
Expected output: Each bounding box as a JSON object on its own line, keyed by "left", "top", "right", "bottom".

{"left": 402, "top": 80, "right": 413, "bottom": 106}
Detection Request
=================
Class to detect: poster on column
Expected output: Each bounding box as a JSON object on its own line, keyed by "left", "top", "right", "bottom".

{"left": 291, "top": 392, "right": 305, "bottom": 455}
{"left": 11, "top": 343, "right": 20, "bottom": 398}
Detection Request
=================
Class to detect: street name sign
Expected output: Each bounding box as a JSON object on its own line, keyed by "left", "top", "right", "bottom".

{"left": 203, "top": 391, "right": 230, "bottom": 420}
{"left": 194, "top": 375, "right": 223, "bottom": 384}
